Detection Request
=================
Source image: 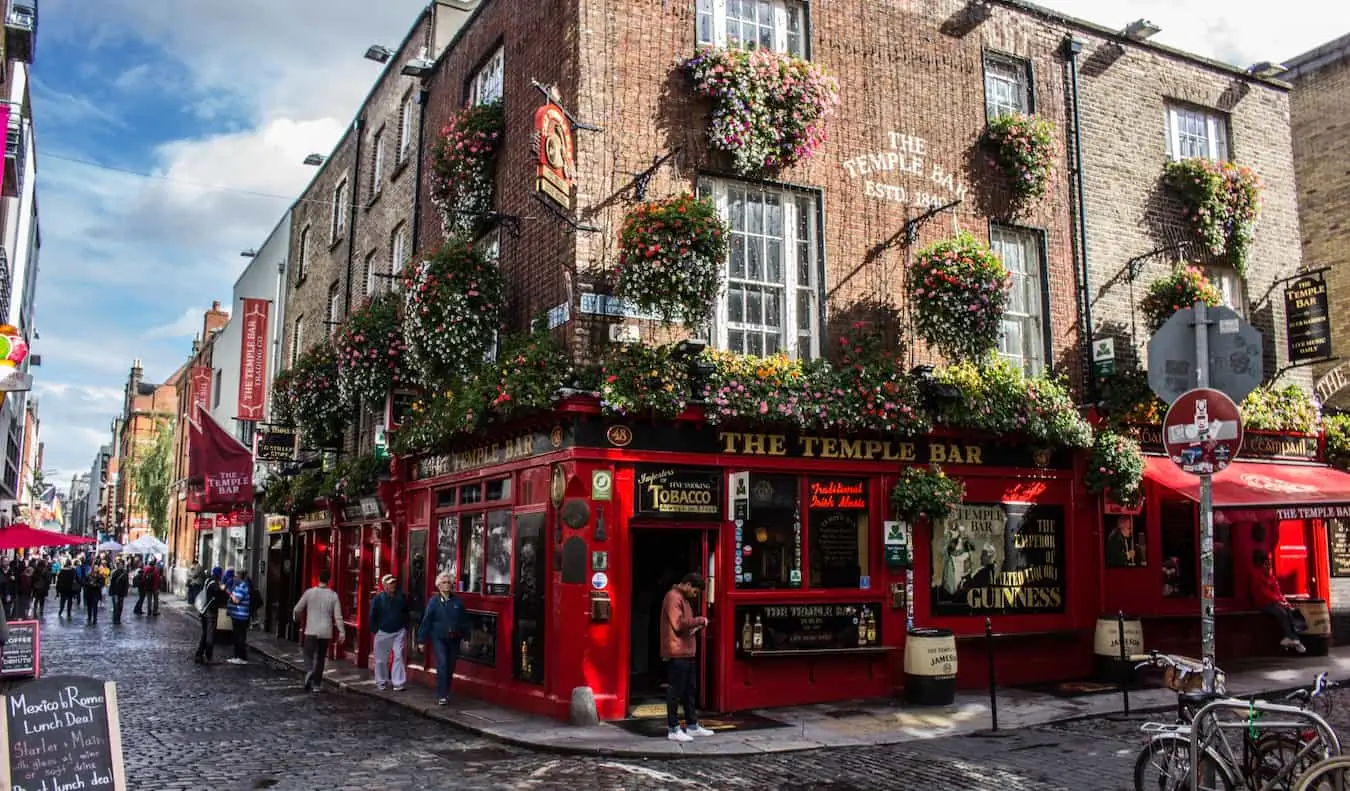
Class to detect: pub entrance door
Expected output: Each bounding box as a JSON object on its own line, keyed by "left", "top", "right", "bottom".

{"left": 628, "top": 527, "right": 717, "bottom": 717}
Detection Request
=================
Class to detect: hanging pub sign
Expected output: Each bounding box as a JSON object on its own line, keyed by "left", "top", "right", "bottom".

{"left": 533, "top": 103, "right": 575, "bottom": 210}
{"left": 1328, "top": 520, "right": 1350, "bottom": 578}
{"left": 1285, "top": 271, "right": 1332, "bottom": 363}
{"left": 930, "top": 503, "right": 1065, "bottom": 615}
{"left": 634, "top": 466, "right": 723, "bottom": 519}
{"left": 254, "top": 428, "right": 298, "bottom": 463}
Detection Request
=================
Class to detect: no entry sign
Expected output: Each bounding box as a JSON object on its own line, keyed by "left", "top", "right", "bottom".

{"left": 1162, "top": 388, "right": 1244, "bottom": 476}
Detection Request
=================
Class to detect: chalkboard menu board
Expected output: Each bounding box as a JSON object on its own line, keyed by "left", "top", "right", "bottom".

{"left": 1329, "top": 520, "right": 1350, "bottom": 578}
{"left": 512, "top": 513, "right": 546, "bottom": 684}
{"left": 930, "top": 503, "right": 1066, "bottom": 616}
{"left": 459, "top": 611, "right": 497, "bottom": 667}
{"left": 0, "top": 622, "right": 40, "bottom": 678}
{"left": 733, "top": 602, "right": 881, "bottom": 655}
{"left": 1, "top": 675, "right": 126, "bottom": 791}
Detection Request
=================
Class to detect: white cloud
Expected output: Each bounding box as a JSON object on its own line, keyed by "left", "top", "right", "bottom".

{"left": 142, "top": 307, "right": 223, "bottom": 341}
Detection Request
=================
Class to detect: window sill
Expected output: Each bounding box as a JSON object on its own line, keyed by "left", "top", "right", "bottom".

{"left": 329, "top": 234, "right": 346, "bottom": 252}
{"left": 365, "top": 189, "right": 383, "bottom": 212}
{"left": 293, "top": 275, "right": 308, "bottom": 289}
{"left": 391, "top": 157, "right": 410, "bottom": 182}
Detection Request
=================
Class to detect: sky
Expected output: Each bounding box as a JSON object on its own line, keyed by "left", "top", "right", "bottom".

{"left": 27, "top": 0, "right": 1350, "bottom": 489}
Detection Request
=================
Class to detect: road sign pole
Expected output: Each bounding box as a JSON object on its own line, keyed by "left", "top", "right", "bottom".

{"left": 1193, "top": 301, "right": 1217, "bottom": 693}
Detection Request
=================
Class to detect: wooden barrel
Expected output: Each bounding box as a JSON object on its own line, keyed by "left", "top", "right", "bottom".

{"left": 1093, "top": 614, "right": 1143, "bottom": 683}
{"left": 1293, "top": 598, "right": 1331, "bottom": 656}
{"left": 903, "top": 628, "right": 958, "bottom": 706}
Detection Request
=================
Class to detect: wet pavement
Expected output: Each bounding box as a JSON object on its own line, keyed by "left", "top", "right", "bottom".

{"left": 10, "top": 600, "right": 1348, "bottom": 790}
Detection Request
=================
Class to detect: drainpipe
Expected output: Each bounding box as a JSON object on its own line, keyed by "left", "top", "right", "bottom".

{"left": 410, "top": 86, "right": 429, "bottom": 257}
{"left": 344, "top": 118, "right": 366, "bottom": 316}
{"left": 1062, "top": 36, "right": 1095, "bottom": 400}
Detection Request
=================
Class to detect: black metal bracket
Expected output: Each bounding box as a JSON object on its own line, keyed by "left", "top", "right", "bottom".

{"left": 533, "top": 192, "right": 602, "bottom": 234}
{"left": 1123, "top": 242, "right": 1192, "bottom": 283}
{"left": 532, "top": 80, "right": 603, "bottom": 133}
{"left": 621, "top": 147, "right": 682, "bottom": 201}
{"left": 1255, "top": 265, "right": 1332, "bottom": 307}
{"left": 441, "top": 209, "right": 528, "bottom": 239}
{"left": 1272, "top": 355, "right": 1340, "bottom": 382}
{"left": 878, "top": 199, "right": 961, "bottom": 251}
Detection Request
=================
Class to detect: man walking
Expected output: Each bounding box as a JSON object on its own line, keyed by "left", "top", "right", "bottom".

{"left": 370, "top": 574, "right": 410, "bottom": 692}
{"left": 417, "top": 572, "right": 468, "bottom": 705}
{"left": 108, "top": 560, "right": 130, "bottom": 625}
{"left": 82, "top": 563, "right": 105, "bottom": 626}
{"left": 134, "top": 562, "right": 158, "bottom": 616}
{"left": 195, "top": 568, "right": 228, "bottom": 664}
{"left": 292, "top": 569, "right": 344, "bottom": 692}
{"left": 660, "top": 572, "right": 714, "bottom": 743}
{"left": 186, "top": 559, "right": 206, "bottom": 608}
{"left": 55, "top": 562, "right": 76, "bottom": 619}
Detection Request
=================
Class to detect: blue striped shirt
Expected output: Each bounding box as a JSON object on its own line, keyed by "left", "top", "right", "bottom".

{"left": 226, "top": 580, "right": 251, "bottom": 621}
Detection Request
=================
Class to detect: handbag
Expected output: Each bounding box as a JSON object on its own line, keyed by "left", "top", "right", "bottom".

{"left": 194, "top": 586, "right": 209, "bottom": 615}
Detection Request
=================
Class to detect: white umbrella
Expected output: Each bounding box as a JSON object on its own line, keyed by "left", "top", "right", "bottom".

{"left": 124, "top": 535, "right": 168, "bottom": 555}
{"left": 96, "top": 540, "right": 122, "bottom": 552}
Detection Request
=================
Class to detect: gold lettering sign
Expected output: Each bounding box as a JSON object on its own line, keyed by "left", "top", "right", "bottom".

{"left": 718, "top": 431, "right": 984, "bottom": 465}
{"left": 414, "top": 433, "right": 548, "bottom": 480}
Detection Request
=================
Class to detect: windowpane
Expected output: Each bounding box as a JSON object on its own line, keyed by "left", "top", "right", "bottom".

{"left": 989, "top": 226, "right": 1045, "bottom": 376}
{"left": 486, "top": 478, "right": 511, "bottom": 501}
{"left": 459, "top": 513, "right": 485, "bottom": 593}
{"left": 712, "top": 0, "right": 805, "bottom": 57}
{"left": 808, "top": 478, "right": 869, "bottom": 589}
{"left": 985, "top": 55, "right": 1029, "bottom": 118}
{"left": 470, "top": 47, "right": 504, "bottom": 105}
{"left": 736, "top": 474, "right": 801, "bottom": 589}
{"left": 1166, "top": 104, "right": 1229, "bottom": 162}
{"left": 484, "top": 509, "right": 512, "bottom": 595}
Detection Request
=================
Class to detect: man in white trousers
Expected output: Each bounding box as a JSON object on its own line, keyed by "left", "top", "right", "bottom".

{"left": 369, "top": 574, "right": 411, "bottom": 691}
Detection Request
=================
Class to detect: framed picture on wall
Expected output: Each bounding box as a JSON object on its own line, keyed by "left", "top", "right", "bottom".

{"left": 1104, "top": 514, "right": 1147, "bottom": 568}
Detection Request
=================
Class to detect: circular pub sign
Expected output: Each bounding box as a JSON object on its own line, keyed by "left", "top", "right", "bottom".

{"left": 1162, "top": 387, "right": 1244, "bottom": 476}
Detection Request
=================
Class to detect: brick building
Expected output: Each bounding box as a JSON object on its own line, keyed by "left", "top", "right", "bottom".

{"left": 1287, "top": 34, "right": 1350, "bottom": 407}
{"left": 112, "top": 358, "right": 186, "bottom": 542}
{"left": 166, "top": 302, "right": 229, "bottom": 567}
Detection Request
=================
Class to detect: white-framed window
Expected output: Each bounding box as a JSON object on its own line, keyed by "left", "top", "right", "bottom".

{"left": 475, "top": 228, "right": 502, "bottom": 362}
{"left": 390, "top": 223, "right": 409, "bottom": 292}
{"left": 1204, "top": 265, "right": 1247, "bottom": 315}
{"left": 331, "top": 179, "right": 349, "bottom": 241}
{"left": 398, "top": 92, "right": 415, "bottom": 163}
{"left": 697, "top": 178, "right": 821, "bottom": 359}
{"left": 989, "top": 225, "right": 1047, "bottom": 376}
{"left": 296, "top": 226, "right": 311, "bottom": 283}
{"left": 291, "top": 317, "right": 305, "bottom": 366}
{"left": 1165, "top": 104, "right": 1229, "bottom": 161}
{"left": 469, "top": 46, "right": 504, "bottom": 105}
{"left": 327, "top": 282, "right": 342, "bottom": 335}
{"left": 697, "top": 0, "right": 806, "bottom": 58}
{"left": 984, "top": 52, "right": 1030, "bottom": 119}
{"left": 363, "top": 249, "right": 380, "bottom": 297}
{"left": 369, "top": 128, "right": 385, "bottom": 199}
{"left": 212, "top": 370, "right": 222, "bottom": 409}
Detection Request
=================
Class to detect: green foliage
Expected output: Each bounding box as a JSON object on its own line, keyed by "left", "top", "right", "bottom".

{"left": 1084, "top": 429, "right": 1145, "bottom": 506}
{"left": 130, "top": 421, "right": 174, "bottom": 539}
{"left": 930, "top": 360, "right": 1092, "bottom": 449}
{"left": 984, "top": 112, "right": 1056, "bottom": 206}
{"left": 1139, "top": 265, "right": 1225, "bottom": 334}
{"left": 1240, "top": 385, "right": 1320, "bottom": 434}
{"left": 1163, "top": 158, "right": 1262, "bottom": 277}
{"left": 907, "top": 232, "right": 1011, "bottom": 363}
{"left": 615, "top": 194, "right": 729, "bottom": 325}
{"left": 890, "top": 465, "right": 966, "bottom": 523}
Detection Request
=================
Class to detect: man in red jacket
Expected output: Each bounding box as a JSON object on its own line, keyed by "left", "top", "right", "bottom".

{"left": 1250, "top": 550, "right": 1305, "bottom": 654}
{"left": 660, "top": 573, "right": 714, "bottom": 743}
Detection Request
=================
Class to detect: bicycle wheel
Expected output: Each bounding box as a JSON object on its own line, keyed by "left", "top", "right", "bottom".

{"left": 1252, "top": 732, "right": 1333, "bottom": 789}
{"left": 1135, "top": 735, "right": 1237, "bottom": 791}
{"left": 1295, "top": 755, "right": 1350, "bottom": 791}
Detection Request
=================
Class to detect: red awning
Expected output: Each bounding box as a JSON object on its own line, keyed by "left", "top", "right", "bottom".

{"left": 1144, "top": 457, "right": 1350, "bottom": 523}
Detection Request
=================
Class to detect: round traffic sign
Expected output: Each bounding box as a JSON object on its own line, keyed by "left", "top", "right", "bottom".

{"left": 1162, "top": 388, "right": 1244, "bottom": 476}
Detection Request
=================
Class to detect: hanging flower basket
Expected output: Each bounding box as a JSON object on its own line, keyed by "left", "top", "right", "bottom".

{"left": 929, "top": 360, "right": 1093, "bottom": 449}
{"left": 288, "top": 344, "right": 349, "bottom": 449}
{"left": 271, "top": 368, "right": 298, "bottom": 427}
{"left": 429, "top": 99, "right": 505, "bottom": 238}
{"left": 335, "top": 293, "right": 409, "bottom": 409}
{"left": 479, "top": 326, "right": 573, "bottom": 420}
{"left": 805, "top": 322, "right": 929, "bottom": 435}
{"left": 615, "top": 194, "right": 728, "bottom": 325}
{"left": 1139, "top": 265, "right": 1224, "bottom": 334}
{"left": 683, "top": 47, "right": 840, "bottom": 175}
{"left": 907, "top": 232, "right": 1011, "bottom": 362}
{"left": 600, "top": 343, "right": 694, "bottom": 419}
{"left": 1240, "top": 385, "right": 1320, "bottom": 434}
{"left": 983, "top": 112, "right": 1056, "bottom": 207}
{"left": 1163, "top": 158, "right": 1262, "bottom": 277}
{"left": 1084, "top": 429, "right": 1145, "bottom": 507}
{"left": 402, "top": 240, "right": 504, "bottom": 389}
{"left": 890, "top": 465, "right": 966, "bottom": 524}
{"left": 1325, "top": 414, "right": 1350, "bottom": 471}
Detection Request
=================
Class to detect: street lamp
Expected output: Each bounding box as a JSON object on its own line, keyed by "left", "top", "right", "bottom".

{"left": 303, "top": 154, "right": 326, "bottom": 166}
{"left": 240, "top": 249, "right": 258, "bottom": 258}
{"left": 364, "top": 45, "right": 393, "bottom": 63}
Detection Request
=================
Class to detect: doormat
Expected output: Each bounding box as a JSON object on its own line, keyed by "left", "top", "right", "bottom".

{"left": 612, "top": 711, "right": 792, "bottom": 738}
{"left": 1018, "top": 678, "right": 1161, "bottom": 699}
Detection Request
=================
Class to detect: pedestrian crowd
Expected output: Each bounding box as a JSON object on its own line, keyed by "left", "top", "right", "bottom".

{"left": 2, "top": 551, "right": 166, "bottom": 625}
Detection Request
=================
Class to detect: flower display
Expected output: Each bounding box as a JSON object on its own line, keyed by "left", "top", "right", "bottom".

{"left": 271, "top": 367, "right": 298, "bottom": 427}
{"left": 390, "top": 386, "right": 485, "bottom": 455}
{"left": 335, "top": 293, "right": 409, "bottom": 409}
{"left": 1097, "top": 362, "right": 1166, "bottom": 426}
{"left": 600, "top": 343, "right": 694, "bottom": 419}
{"left": 285, "top": 344, "right": 350, "bottom": 449}
{"left": 1139, "top": 265, "right": 1224, "bottom": 334}
{"left": 321, "top": 452, "right": 388, "bottom": 501}
{"left": 700, "top": 349, "right": 811, "bottom": 426}
{"left": 930, "top": 360, "right": 1093, "bottom": 448}
{"left": 1240, "top": 384, "right": 1320, "bottom": 434}
{"left": 1163, "top": 158, "right": 1262, "bottom": 277}
{"left": 983, "top": 113, "right": 1056, "bottom": 207}
{"left": 402, "top": 240, "right": 504, "bottom": 389}
{"left": 890, "top": 465, "right": 966, "bottom": 524}
{"left": 683, "top": 46, "right": 840, "bottom": 174}
{"left": 1325, "top": 414, "right": 1350, "bottom": 471}
{"left": 429, "top": 99, "right": 505, "bottom": 238}
{"left": 615, "top": 194, "right": 729, "bottom": 325}
{"left": 907, "top": 232, "right": 1011, "bottom": 362}
{"left": 479, "top": 326, "right": 573, "bottom": 420}
{"left": 1084, "top": 429, "right": 1145, "bottom": 506}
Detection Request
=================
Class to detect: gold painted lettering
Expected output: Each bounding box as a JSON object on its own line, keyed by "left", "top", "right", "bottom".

{"left": 928, "top": 444, "right": 947, "bottom": 464}
{"left": 820, "top": 438, "right": 840, "bottom": 458}
{"left": 719, "top": 432, "right": 740, "bottom": 454}
{"left": 767, "top": 434, "right": 787, "bottom": 456}
{"left": 897, "top": 442, "right": 917, "bottom": 462}
{"left": 864, "top": 440, "right": 883, "bottom": 460}
{"left": 745, "top": 433, "right": 766, "bottom": 455}
{"left": 800, "top": 437, "right": 819, "bottom": 457}
{"left": 965, "top": 446, "right": 982, "bottom": 465}
{"left": 840, "top": 439, "right": 864, "bottom": 459}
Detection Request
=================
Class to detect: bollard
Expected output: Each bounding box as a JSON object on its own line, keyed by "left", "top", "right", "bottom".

{"left": 986, "top": 617, "right": 999, "bottom": 732}
{"left": 1117, "top": 610, "right": 1131, "bottom": 716}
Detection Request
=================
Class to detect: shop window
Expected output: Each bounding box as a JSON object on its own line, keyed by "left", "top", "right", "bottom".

{"left": 435, "top": 515, "right": 458, "bottom": 580}
{"left": 342, "top": 528, "right": 360, "bottom": 616}
{"left": 484, "top": 509, "right": 512, "bottom": 594}
{"left": 1160, "top": 502, "right": 1196, "bottom": 598}
{"left": 459, "top": 513, "right": 486, "bottom": 593}
{"left": 735, "top": 474, "right": 801, "bottom": 590}
{"left": 460, "top": 484, "right": 483, "bottom": 506}
{"left": 807, "top": 478, "right": 868, "bottom": 588}
{"left": 436, "top": 489, "right": 457, "bottom": 510}
{"left": 1104, "top": 514, "right": 1147, "bottom": 568}
{"left": 1214, "top": 521, "right": 1234, "bottom": 599}
{"left": 697, "top": 0, "right": 807, "bottom": 58}
{"left": 486, "top": 478, "right": 511, "bottom": 502}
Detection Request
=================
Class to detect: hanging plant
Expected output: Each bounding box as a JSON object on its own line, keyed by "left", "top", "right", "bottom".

{"left": 402, "top": 240, "right": 504, "bottom": 389}
{"left": 1139, "top": 265, "right": 1224, "bottom": 334}
{"left": 700, "top": 350, "right": 812, "bottom": 427}
{"left": 429, "top": 99, "right": 505, "bottom": 238}
{"left": 683, "top": 46, "right": 840, "bottom": 175}
{"left": 1163, "top": 158, "right": 1262, "bottom": 277}
{"left": 930, "top": 360, "right": 1093, "bottom": 448}
{"left": 271, "top": 367, "right": 298, "bottom": 427}
{"left": 1325, "top": 414, "right": 1350, "bottom": 471}
{"left": 890, "top": 465, "right": 966, "bottom": 524}
{"left": 806, "top": 322, "right": 929, "bottom": 435}
{"left": 259, "top": 476, "right": 292, "bottom": 515}
{"left": 288, "top": 344, "right": 348, "bottom": 449}
{"left": 1098, "top": 362, "right": 1166, "bottom": 426}
{"left": 390, "top": 385, "right": 486, "bottom": 456}
{"left": 983, "top": 113, "right": 1056, "bottom": 207}
{"left": 285, "top": 469, "right": 325, "bottom": 513}
{"left": 1084, "top": 429, "right": 1145, "bottom": 507}
{"left": 907, "top": 232, "right": 1011, "bottom": 362}
{"left": 480, "top": 326, "right": 573, "bottom": 420}
{"left": 335, "top": 293, "right": 409, "bottom": 409}
{"left": 322, "top": 452, "right": 388, "bottom": 501}
{"left": 1240, "top": 385, "right": 1320, "bottom": 434}
{"left": 600, "top": 343, "right": 694, "bottom": 419}
{"left": 615, "top": 194, "right": 728, "bottom": 325}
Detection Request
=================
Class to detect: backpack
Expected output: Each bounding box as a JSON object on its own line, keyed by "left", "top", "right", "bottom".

{"left": 249, "top": 588, "right": 264, "bottom": 613}
{"left": 194, "top": 583, "right": 212, "bottom": 615}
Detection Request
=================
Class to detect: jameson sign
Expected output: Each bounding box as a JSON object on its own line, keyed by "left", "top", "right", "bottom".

{"left": 931, "top": 503, "right": 1065, "bottom": 615}
{"left": 635, "top": 466, "right": 722, "bottom": 518}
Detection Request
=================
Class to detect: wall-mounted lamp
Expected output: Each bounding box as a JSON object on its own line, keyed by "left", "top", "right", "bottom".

{"left": 400, "top": 58, "right": 435, "bottom": 79}
{"left": 303, "top": 154, "right": 326, "bottom": 166}
{"left": 1247, "top": 61, "right": 1287, "bottom": 78}
{"left": 364, "top": 45, "right": 393, "bottom": 64}
{"left": 240, "top": 249, "right": 258, "bottom": 258}
{"left": 1123, "top": 19, "right": 1161, "bottom": 41}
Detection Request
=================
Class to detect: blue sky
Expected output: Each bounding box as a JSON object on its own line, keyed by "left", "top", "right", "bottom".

{"left": 27, "top": 0, "right": 1350, "bottom": 488}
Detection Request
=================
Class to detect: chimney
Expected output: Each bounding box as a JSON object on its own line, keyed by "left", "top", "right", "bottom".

{"left": 130, "top": 358, "right": 143, "bottom": 393}
{"left": 204, "top": 300, "right": 230, "bottom": 337}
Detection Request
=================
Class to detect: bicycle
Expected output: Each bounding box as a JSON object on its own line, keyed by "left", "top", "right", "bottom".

{"left": 1292, "top": 754, "right": 1350, "bottom": 789}
{"left": 1133, "top": 651, "right": 1235, "bottom": 791}
{"left": 1250, "top": 674, "right": 1343, "bottom": 786}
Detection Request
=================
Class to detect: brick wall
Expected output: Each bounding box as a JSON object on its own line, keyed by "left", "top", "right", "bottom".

{"left": 1289, "top": 42, "right": 1350, "bottom": 406}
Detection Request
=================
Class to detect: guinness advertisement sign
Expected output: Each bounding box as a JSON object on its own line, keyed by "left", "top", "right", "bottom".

{"left": 1285, "top": 272, "right": 1332, "bottom": 363}
{"left": 1127, "top": 424, "right": 1319, "bottom": 463}
{"left": 635, "top": 465, "right": 723, "bottom": 519}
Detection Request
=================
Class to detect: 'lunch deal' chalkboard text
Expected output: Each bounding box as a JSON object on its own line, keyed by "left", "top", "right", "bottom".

{"left": 1, "top": 675, "right": 127, "bottom": 791}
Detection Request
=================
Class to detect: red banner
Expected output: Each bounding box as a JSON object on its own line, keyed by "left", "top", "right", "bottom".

{"left": 193, "top": 514, "right": 216, "bottom": 531}
{"left": 0, "top": 105, "right": 9, "bottom": 198}
{"left": 190, "top": 365, "right": 213, "bottom": 414}
{"left": 237, "top": 298, "right": 270, "bottom": 420}
{"left": 187, "top": 403, "right": 254, "bottom": 511}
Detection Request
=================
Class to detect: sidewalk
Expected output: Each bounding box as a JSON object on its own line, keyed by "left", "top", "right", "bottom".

{"left": 170, "top": 600, "right": 1350, "bottom": 757}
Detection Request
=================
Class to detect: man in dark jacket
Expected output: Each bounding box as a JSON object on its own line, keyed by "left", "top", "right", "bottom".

{"left": 55, "top": 563, "right": 77, "bottom": 619}
{"left": 416, "top": 572, "right": 468, "bottom": 705}
{"left": 108, "top": 560, "right": 130, "bottom": 625}
{"left": 195, "top": 568, "right": 229, "bottom": 664}
{"left": 370, "top": 574, "right": 411, "bottom": 691}
{"left": 30, "top": 561, "right": 49, "bottom": 618}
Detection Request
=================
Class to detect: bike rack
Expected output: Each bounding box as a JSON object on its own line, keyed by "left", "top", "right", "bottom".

{"left": 1189, "top": 698, "right": 1341, "bottom": 790}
